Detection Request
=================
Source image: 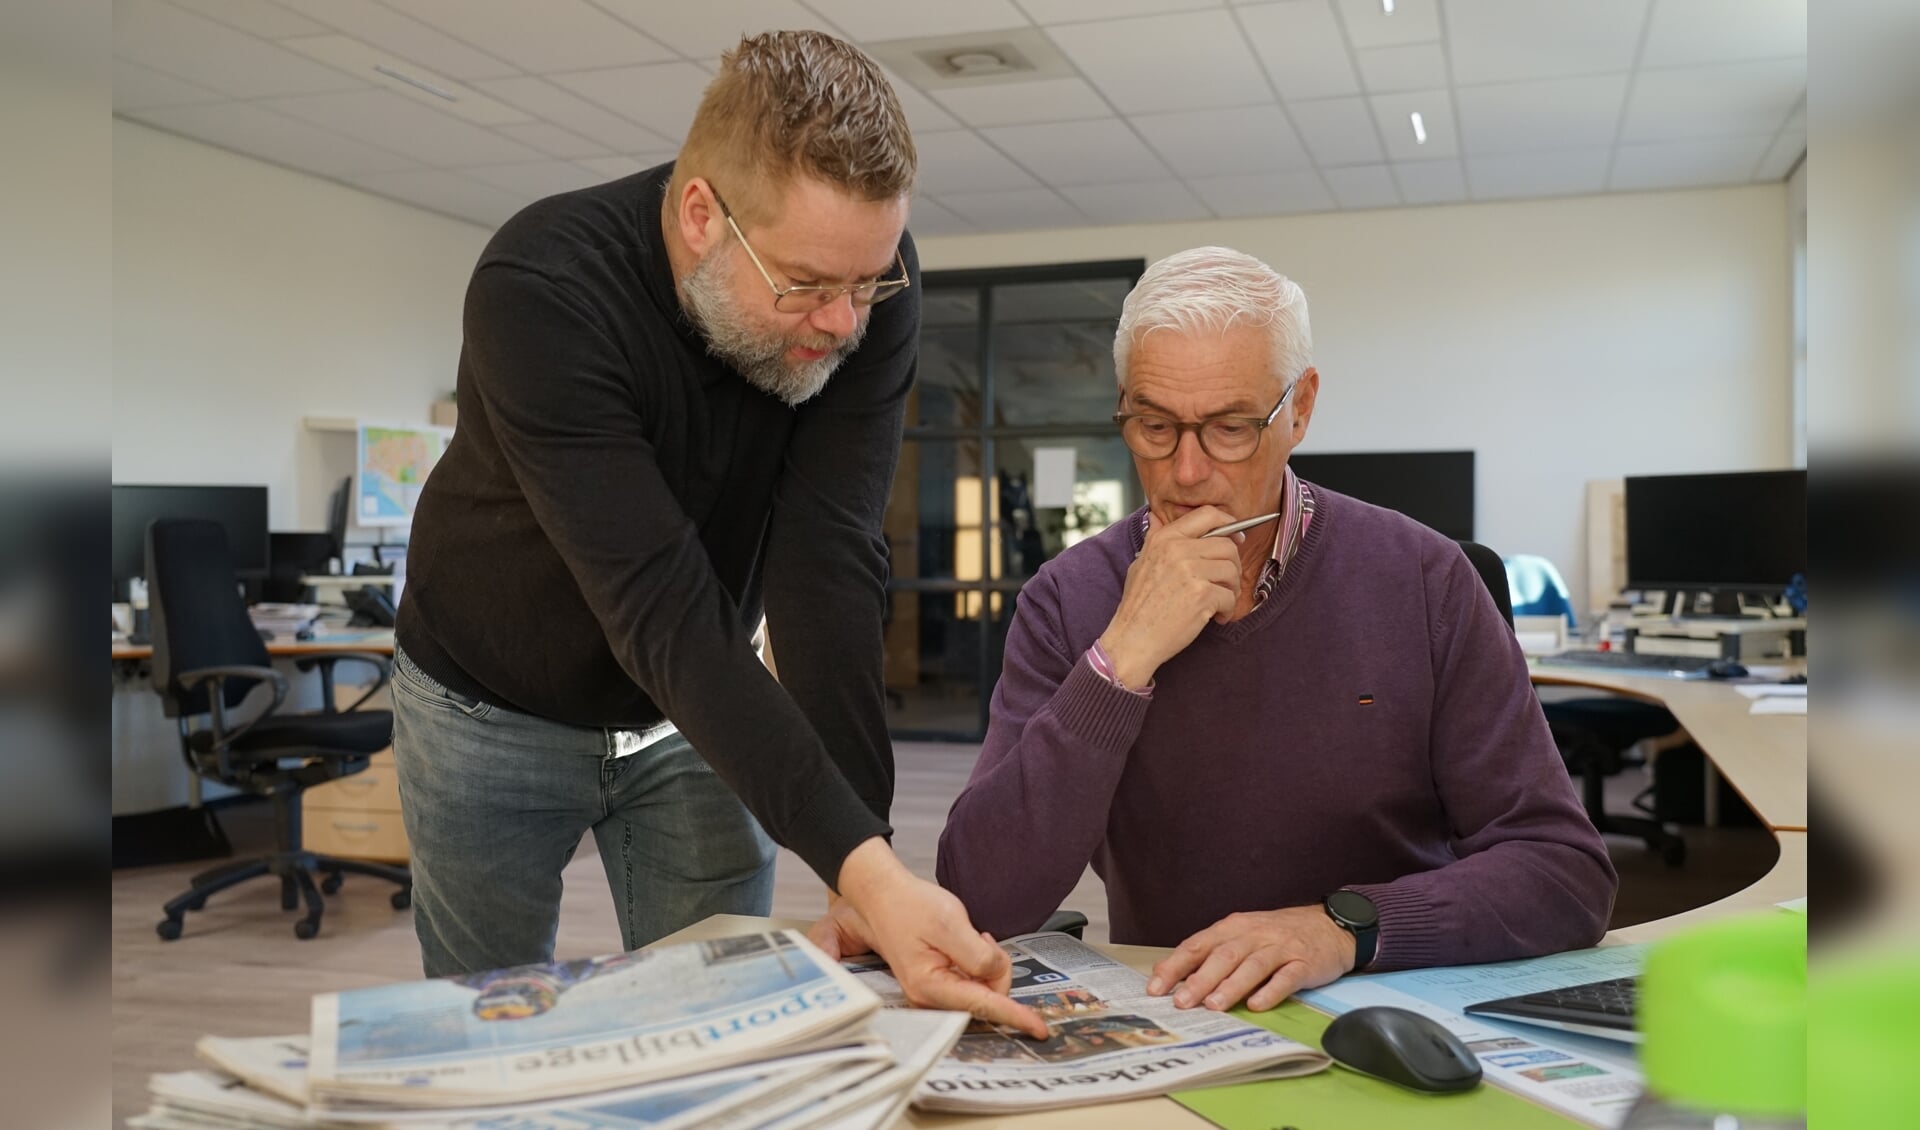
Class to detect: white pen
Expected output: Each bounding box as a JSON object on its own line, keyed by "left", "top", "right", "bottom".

{"left": 1201, "top": 512, "right": 1282, "bottom": 539}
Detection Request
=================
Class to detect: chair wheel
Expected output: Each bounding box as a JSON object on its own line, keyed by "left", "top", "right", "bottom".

{"left": 156, "top": 918, "right": 183, "bottom": 941}
{"left": 294, "top": 918, "right": 321, "bottom": 940}
{"left": 321, "top": 873, "right": 343, "bottom": 895}
{"left": 390, "top": 889, "right": 412, "bottom": 910}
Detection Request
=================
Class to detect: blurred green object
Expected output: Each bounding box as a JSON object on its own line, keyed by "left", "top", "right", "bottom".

{"left": 1809, "top": 949, "right": 1920, "bottom": 1128}
{"left": 1632, "top": 911, "right": 1805, "bottom": 1122}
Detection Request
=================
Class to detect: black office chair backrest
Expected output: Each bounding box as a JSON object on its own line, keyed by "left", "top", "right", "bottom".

{"left": 148, "top": 518, "right": 272, "bottom": 718}
{"left": 1456, "top": 540, "right": 1514, "bottom": 629}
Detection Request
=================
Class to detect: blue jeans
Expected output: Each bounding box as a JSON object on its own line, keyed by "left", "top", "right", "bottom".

{"left": 389, "top": 647, "right": 775, "bottom": 976}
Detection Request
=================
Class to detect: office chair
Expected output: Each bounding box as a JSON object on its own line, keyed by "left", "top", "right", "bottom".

{"left": 146, "top": 518, "right": 411, "bottom": 941}
{"left": 1457, "top": 542, "right": 1687, "bottom": 866}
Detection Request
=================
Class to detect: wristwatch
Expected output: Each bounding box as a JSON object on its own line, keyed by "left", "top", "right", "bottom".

{"left": 1323, "top": 889, "right": 1379, "bottom": 970}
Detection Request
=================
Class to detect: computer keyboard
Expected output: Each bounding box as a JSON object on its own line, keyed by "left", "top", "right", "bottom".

{"left": 1465, "top": 976, "right": 1640, "bottom": 1041}
{"left": 1523, "top": 976, "right": 1637, "bottom": 1017}
{"left": 1539, "top": 649, "right": 1720, "bottom": 674}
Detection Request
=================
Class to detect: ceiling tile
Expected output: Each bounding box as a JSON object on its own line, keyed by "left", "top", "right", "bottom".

{"left": 1018, "top": 0, "right": 1221, "bottom": 21}
{"left": 1755, "top": 130, "right": 1805, "bottom": 180}
{"left": 908, "top": 195, "right": 975, "bottom": 236}
{"left": 470, "top": 76, "right": 675, "bottom": 152}
{"left": 980, "top": 119, "right": 1169, "bottom": 185}
{"left": 801, "top": 0, "right": 1030, "bottom": 41}
{"left": 1060, "top": 179, "right": 1212, "bottom": 224}
{"left": 345, "top": 169, "right": 526, "bottom": 227}
{"left": 1391, "top": 158, "right": 1468, "bottom": 203}
{"left": 877, "top": 66, "right": 962, "bottom": 133}
{"left": 932, "top": 76, "right": 1111, "bottom": 127}
{"left": 1356, "top": 43, "right": 1447, "bottom": 93}
{"left": 262, "top": 88, "right": 547, "bottom": 166}
{"left": 575, "top": 154, "right": 668, "bottom": 178}
{"left": 1446, "top": 0, "right": 1651, "bottom": 85}
{"left": 462, "top": 160, "right": 609, "bottom": 197}
{"left": 277, "top": 35, "right": 533, "bottom": 125}
{"left": 113, "top": 59, "right": 224, "bottom": 110}
{"left": 1236, "top": 1, "right": 1361, "bottom": 101}
{"left": 167, "top": 0, "right": 329, "bottom": 38}
{"left": 913, "top": 130, "right": 1039, "bottom": 193}
{"left": 1368, "top": 90, "right": 1456, "bottom": 159}
{"left": 1289, "top": 97, "right": 1385, "bottom": 166}
{"left": 587, "top": 0, "right": 845, "bottom": 58}
{"left": 275, "top": 0, "right": 521, "bottom": 81}
{"left": 1335, "top": 0, "right": 1439, "bottom": 47}
{"left": 1609, "top": 135, "right": 1772, "bottom": 191}
{"left": 1048, "top": 10, "right": 1272, "bottom": 115}
{"left": 385, "top": 0, "right": 674, "bottom": 73}
{"left": 939, "top": 187, "right": 1086, "bottom": 230}
{"left": 1133, "top": 104, "right": 1313, "bottom": 177}
{"left": 1641, "top": 0, "right": 1806, "bottom": 67}
{"left": 550, "top": 62, "right": 712, "bottom": 143}
{"left": 1620, "top": 58, "right": 1806, "bottom": 143}
{"left": 113, "top": 0, "right": 369, "bottom": 98}
{"left": 1323, "top": 163, "right": 1401, "bottom": 207}
{"left": 1455, "top": 74, "right": 1629, "bottom": 156}
{"left": 495, "top": 121, "right": 611, "bottom": 160}
{"left": 124, "top": 102, "right": 422, "bottom": 178}
{"left": 1186, "top": 170, "right": 1333, "bottom": 216}
{"left": 1466, "top": 148, "right": 1611, "bottom": 199}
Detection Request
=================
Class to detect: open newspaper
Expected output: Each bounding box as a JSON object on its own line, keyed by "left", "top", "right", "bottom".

{"left": 135, "top": 1010, "right": 967, "bottom": 1130}
{"left": 306, "top": 931, "right": 879, "bottom": 1113}
{"left": 845, "top": 931, "right": 1330, "bottom": 1113}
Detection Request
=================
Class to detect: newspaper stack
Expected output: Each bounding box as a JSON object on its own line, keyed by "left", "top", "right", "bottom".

{"left": 130, "top": 930, "right": 966, "bottom": 1130}
{"left": 847, "top": 931, "right": 1333, "bottom": 1114}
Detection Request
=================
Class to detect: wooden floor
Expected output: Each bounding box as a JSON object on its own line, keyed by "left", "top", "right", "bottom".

{"left": 110, "top": 742, "right": 1770, "bottom": 1125}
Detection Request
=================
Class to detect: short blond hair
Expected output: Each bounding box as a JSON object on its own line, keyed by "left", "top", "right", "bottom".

{"left": 672, "top": 30, "right": 915, "bottom": 226}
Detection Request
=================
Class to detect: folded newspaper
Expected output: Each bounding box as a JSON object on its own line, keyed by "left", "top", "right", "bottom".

{"left": 306, "top": 930, "right": 877, "bottom": 1112}
{"left": 844, "top": 931, "right": 1331, "bottom": 1113}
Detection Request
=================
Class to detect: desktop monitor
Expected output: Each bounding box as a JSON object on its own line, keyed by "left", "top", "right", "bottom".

{"left": 1288, "top": 451, "right": 1475, "bottom": 541}
{"left": 1625, "top": 470, "right": 1807, "bottom": 593}
{"left": 111, "top": 484, "right": 269, "bottom": 598}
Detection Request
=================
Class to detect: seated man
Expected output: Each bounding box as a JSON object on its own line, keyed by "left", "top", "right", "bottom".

{"left": 938, "top": 247, "right": 1617, "bottom": 1015}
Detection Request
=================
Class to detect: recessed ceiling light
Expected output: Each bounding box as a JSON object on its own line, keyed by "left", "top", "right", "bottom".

{"left": 1410, "top": 111, "right": 1428, "bottom": 144}
{"left": 1382, "top": 0, "right": 1395, "bottom": 11}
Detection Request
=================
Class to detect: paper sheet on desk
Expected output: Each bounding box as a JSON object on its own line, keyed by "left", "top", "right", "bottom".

{"left": 1750, "top": 697, "right": 1808, "bottom": 715}
{"left": 1297, "top": 945, "right": 1649, "bottom": 1128}
{"left": 1735, "top": 684, "right": 1807, "bottom": 699}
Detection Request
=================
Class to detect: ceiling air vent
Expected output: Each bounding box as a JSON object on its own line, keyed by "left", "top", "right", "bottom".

{"left": 868, "top": 28, "right": 1075, "bottom": 89}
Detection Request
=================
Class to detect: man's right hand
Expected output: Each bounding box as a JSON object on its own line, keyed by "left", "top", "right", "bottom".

{"left": 833, "top": 837, "right": 1050, "bottom": 1039}
{"left": 1097, "top": 505, "right": 1246, "bottom": 688}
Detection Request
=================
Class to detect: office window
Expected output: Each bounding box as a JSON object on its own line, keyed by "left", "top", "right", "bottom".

{"left": 883, "top": 260, "right": 1144, "bottom": 740}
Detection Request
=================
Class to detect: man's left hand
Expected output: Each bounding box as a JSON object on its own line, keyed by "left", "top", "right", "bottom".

{"left": 1146, "top": 907, "right": 1358, "bottom": 1012}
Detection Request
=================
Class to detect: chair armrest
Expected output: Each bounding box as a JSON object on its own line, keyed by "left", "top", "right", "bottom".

{"left": 1042, "top": 910, "right": 1089, "bottom": 939}
{"left": 291, "top": 650, "right": 393, "bottom": 713}
{"left": 176, "top": 664, "right": 289, "bottom": 777}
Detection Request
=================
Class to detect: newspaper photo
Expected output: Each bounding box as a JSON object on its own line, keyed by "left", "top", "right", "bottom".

{"left": 845, "top": 931, "right": 1329, "bottom": 1113}
{"left": 307, "top": 931, "right": 880, "bottom": 1111}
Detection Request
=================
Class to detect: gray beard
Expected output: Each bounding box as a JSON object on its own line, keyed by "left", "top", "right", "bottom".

{"left": 679, "top": 249, "right": 866, "bottom": 407}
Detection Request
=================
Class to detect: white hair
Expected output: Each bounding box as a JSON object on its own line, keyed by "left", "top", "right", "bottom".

{"left": 1113, "top": 246, "right": 1312, "bottom": 391}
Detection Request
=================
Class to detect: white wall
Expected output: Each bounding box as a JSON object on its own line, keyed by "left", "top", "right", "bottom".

{"left": 112, "top": 119, "right": 491, "bottom": 530}
{"left": 916, "top": 186, "right": 1793, "bottom": 608}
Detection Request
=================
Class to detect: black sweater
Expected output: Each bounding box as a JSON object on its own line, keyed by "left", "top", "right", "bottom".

{"left": 397, "top": 163, "right": 917, "bottom": 887}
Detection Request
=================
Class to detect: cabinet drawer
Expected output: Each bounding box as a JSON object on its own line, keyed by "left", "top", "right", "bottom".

{"left": 304, "top": 752, "right": 401, "bottom": 811}
{"left": 303, "top": 810, "right": 410, "bottom": 863}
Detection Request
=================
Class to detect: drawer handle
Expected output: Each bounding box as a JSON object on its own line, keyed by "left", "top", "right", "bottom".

{"left": 329, "top": 821, "right": 382, "bottom": 836}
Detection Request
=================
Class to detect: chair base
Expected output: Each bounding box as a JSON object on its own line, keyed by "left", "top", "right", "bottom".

{"left": 157, "top": 850, "right": 411, "bottom": 941}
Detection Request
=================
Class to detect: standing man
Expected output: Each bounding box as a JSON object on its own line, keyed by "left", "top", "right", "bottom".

{"left": 393, "top": 30, "right": 1042, "bottom": 1037}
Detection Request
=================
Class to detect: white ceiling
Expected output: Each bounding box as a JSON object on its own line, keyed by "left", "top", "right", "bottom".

{"left": 113, "top": 0, "right": 1807, "bottom": 234}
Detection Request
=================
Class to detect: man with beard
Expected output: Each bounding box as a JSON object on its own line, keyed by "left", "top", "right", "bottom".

{"left": 392, "top": 30, "right": 1044, "bottom": 1037}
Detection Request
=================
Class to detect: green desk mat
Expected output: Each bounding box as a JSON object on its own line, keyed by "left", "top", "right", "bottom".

{"left": 1170, "top": 1000, "right": 1580, "bottom": 1130}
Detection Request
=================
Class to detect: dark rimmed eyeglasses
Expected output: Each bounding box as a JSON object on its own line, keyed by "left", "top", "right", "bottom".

{"left": 1112, "top": 380, "right": 1298, "bottom": 463}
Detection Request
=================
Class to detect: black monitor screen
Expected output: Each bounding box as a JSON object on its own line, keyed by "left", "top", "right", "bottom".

{"left": 112, "top": 484, "right": 269, "bottom": 597}
{"left": 1625, "top": 470, "right": 1806, "bottom": 591}
{"left": 1289, "top": 451, "right": 1475, "bottom": 541}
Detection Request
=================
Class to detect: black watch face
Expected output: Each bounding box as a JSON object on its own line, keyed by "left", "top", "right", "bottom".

{"left": 1327, "top": 890, "right": 1378, "bottom": 930}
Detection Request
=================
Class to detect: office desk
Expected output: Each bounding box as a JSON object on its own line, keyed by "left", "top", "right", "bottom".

{"left": 1530, "top": 662, "right": 1808, "bottom": 832}
{"left": 659, "top": 834, "right": 1806, "bottom": 1130}
{"left": 111, "top": 629, "right": 396, "bottom": 663}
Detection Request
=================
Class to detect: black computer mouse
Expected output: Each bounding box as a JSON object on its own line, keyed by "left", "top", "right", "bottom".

{"left": 1321, "top": 1006, "right": 1482, "bottom": 1094}
{"left": 1705, "top": 658, "right": 1749, "bottom": 679}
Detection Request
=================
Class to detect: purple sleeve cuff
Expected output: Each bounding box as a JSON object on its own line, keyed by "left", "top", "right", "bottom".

{"left": 1052, "top": 653, "right": 1155, "bottom": 752}
{"left": 1346, "top": 880, "right": 1443, "bottom": 972}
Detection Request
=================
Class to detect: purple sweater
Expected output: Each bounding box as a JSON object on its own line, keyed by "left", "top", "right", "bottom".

{"left": 938, "top": 488, "right": 1617, "bottom": 968}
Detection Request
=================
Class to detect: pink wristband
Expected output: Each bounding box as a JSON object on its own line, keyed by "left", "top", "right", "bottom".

{"left": 1087, "top": 639, "right": 1153, "bottom": 697}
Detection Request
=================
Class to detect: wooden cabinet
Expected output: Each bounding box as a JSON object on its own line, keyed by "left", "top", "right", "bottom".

{"left": 303, "top": 749, "right": 410, "bottom": 863}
